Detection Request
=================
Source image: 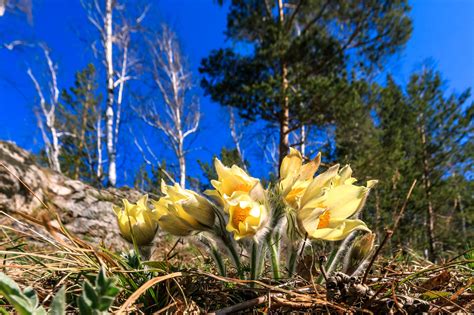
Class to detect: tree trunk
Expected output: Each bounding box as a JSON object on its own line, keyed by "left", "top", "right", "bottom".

{"left": 300, "top": 125, "right": 306, "bottom": 156}
{"left": 457, "top": 193, "right": 467, "bottom": 239}
{"left": 418, "top": 121, "right": 436, "bottom": 261}
{"left": 278, "top": 0, "right": 290, "bottom": 172}
{"left": 49, "top": 124, "right": 62, "bottom": 173}
{"left": 178, "top": 149, "right": 186, "bottom": 188}
{"left": 105, "top": 0, "right": 116, "bottom": 186}
{"left": 228, "top": 108, "right": 247, "bottom": 171}
{"left": 96, "top": 109, "right": 103, "bottom": 182}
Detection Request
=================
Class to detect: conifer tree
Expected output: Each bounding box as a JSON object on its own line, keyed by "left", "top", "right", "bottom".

{"left": 58, "top": 64, "right": 104, "bottom": 186}
{"left": 200, "top": 0, "right": 412, "bottom": 168}
{"left": 339, "top": 70, "right": 473, "bottom": 259}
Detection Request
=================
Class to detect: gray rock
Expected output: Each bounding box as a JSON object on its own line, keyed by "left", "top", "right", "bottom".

{"left": 0, "top": 141, "right": 142, "bottom": 249}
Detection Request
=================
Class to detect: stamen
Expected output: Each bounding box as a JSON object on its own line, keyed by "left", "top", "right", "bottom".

{"left": 317, "top": 209, "right": 331, "bottom": 229}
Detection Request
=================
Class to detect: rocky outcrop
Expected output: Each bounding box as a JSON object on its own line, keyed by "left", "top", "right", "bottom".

{"left": 0, "top": 141, "right": 140, "bottom": 248}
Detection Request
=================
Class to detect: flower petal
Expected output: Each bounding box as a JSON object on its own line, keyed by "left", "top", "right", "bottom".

{"left": 325, "top": 184, "right": 369, "bottom": 219}
{"left": 280, "top": 147, "right": 303, "bottom": 180}
{"left": 158, "top": 215, "right": 195, "bottom": 236}
{"left": 299, "top": 152, "right": 321, "bottom": 180}
{"left": 308, "top": 219, "right": 370, "bottom": 241}
{"left": 301, "top": 164, "right": 340, "bottom": 207}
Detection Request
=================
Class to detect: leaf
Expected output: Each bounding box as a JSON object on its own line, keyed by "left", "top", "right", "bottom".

{"left": 77, "top": 268, "right": 120, "bottom": 314}
{"left": 421, "top": 290, "right": 451, "bottom": 301}
{"left": 420, "top": 270, "right": 451, "bottom": 291}
{"left": 0, "top": 272, "right": 47, "bottom": 315}
{"left": 49, "top": 287, "right": 66, "bottom": 315}
{"left": 142, "top": 260, "right": 168, "bottom": 270}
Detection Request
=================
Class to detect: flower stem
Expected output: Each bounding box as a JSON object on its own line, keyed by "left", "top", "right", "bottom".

{"left": 222, "top": 235, "right": 244, "bottom": 279}
{"left": 213, "top": 206, "right": 243, "bottom": 278}
{"left": 210, "top": 245, "right": 226, "bottom": 277}
{"left": 250, "top": 241, "right": 258, "bottom": 281}
{"left": 287, "top": 242, "right": 299, "bottom": 277}
{"left": 136, "top": 243, "right": 153, "bottom": 262}
{"left": 267, "top": 235, "right": 281, "bottom": 280}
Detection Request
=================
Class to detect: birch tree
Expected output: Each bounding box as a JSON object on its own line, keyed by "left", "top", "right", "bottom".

{"left": 27, "top": 44, "right": 63, "bottom": 172}
{"left": 136, "top": 25, "right": 200, "bottom": 188}
{"left": 228, "top": 108, "right": 247, "bottom": 172}
{"left": 82, "top": 0, "right": 146, "bottom": 186}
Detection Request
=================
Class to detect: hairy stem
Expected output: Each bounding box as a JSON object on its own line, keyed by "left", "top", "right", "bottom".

{"left": 267, "top": 235, "right": 281, "bottom": 280}
{"left": 210, "top": 245, "right": 226, "bottom": 277}
{"left": 250, "top": 241, "right": 258, "bottom": 281}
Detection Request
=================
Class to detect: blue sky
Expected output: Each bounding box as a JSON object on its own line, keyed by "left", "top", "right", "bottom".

{"left": 0, "top": 0, "right": 473, "bottom": 185}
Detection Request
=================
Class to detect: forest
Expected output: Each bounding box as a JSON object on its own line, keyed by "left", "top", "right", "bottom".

{"left": 0, "top": 0, "right": 472, "bottom": 313}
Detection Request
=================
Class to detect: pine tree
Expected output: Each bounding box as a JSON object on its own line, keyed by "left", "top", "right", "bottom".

{"left": 406, "top": 68, "right": 473, "bottom": 260}
{"left": 340, "top": 69, "right": 473, "bottom": 259}
{"left": 200, "top": 0, "right": 412, "bottom": 168}
{"left": 58, "top": 64, "right": 104, "bottom": 186}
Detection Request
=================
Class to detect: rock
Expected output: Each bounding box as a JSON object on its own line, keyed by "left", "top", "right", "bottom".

{"left": 0, "top": 140, "right": 141, "bottom": 249}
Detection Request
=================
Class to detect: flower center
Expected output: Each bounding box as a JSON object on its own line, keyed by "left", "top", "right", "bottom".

{"left": 285, "top": 186, "right": 305, "bottom": 204}
{"left": 234, "top": 182, "right": 252, "bottom": 192}
{"left": 232, "top": 206, "right": 251, "bottom": 227}
{"left": 317, "top": 209, "right": 331, "bottom": 229}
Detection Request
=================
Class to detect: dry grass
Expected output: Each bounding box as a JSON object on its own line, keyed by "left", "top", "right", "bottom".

{"left": 0, "top": 210, "right": 472, "bottom": 314}
{"left": 0, "top": 169, "right": 472, "bottom": 313}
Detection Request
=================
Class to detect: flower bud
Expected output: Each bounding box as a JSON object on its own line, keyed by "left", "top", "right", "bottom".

{"left": 152, "top": 181, "right": 215, "bottom": 236}
{"left": 113, "top": 195, "right": 158, "bottom": 245}
{"left": 205, "top": 158, "right": 260, "bottom": 206}
{"left": 226, "top": 192, "right": 268, "bottom": 240}
{"left": 344, "top": 232, "right": 376, "bottom": 275}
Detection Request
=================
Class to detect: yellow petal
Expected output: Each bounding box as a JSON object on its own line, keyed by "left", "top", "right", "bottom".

{"left": 300, "top": 164, "right": 340, "bottom": 207}
{"left": 226, "top": 193, "right": 267, "bottom": 240}
{"left": 325, "top": 184, "right": 369, "bottom": 219}
{"left": 249, "top": 182, "right": 266, "bottom": 202}
{"left": 159, "top": 215, "right": 195, "bottom": 236}
{"left": 299, "top": 152, "right": 321, "bottom": 180}
{"left": 181, "top": 193, "right": 215, "bottom": 227}
{"left": 280, "top": 147, "right": 302, "bottom": 180}
{"left": 336, "top": 165, "right": 353, "bottom": 185}
{"left": 136, "top": 194, "right": 149, "bottom": 209}
{"left": 296, "top": 207, "right": 326, "bottom": 236}
{"left": 367, "top": 180, "right": 378, "bottom": 189}
{"left": 307, "top": 219, "right": 370, "bottom": 241}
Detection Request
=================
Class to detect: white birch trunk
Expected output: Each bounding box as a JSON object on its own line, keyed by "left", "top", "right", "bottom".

{"left": 135, "top": 26, "right": 199, "bottom": 188}
{"left": 27, "top": 45, "right": 62, "bottom": 173}
{"left": 104, "top": 0, "right": 116, "bottom": 186}
{"left": 96, "top": 109, "right": 103, "bottom": 180}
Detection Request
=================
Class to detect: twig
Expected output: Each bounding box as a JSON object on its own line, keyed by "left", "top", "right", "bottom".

{"left": 116, "top": 272, "right": 183, "bottom": 314}
{"left": 209, "top": 295, "right": 272, "bottom": 315}
{"left": 392, "top": 179, "right": 417, "bottom": 233}
{"left": 166, "top": 237, "right": 182, "bottom": 260}
{"left": 362, "top": 229, "right": 392, "bottom": 284}
{"left": 362, "top": 179, "right": 417, "bottom": 284}
{"left": 318, "top": 256, "right": 328, "bottom": 282}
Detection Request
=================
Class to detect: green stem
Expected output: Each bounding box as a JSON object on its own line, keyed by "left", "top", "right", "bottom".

{"left": 214, "top": 206, "right": 243, "bottom": 278}
{"left": 267, "top": 236, "right": 281, "bottom": 280}
{"left": 138, "top": 245, "right": 152, "bottom": 261}
{"left": 250, "top": 241, "right": 258, "bottom": 282}
{"left": 225, "top": 236, "right": 243, "bottom": 279}
{"left": 210, "top": 245, "right": 226, "bottom": 277}
{"left": 287, "top": 242, "right": 300, "bottom": 278}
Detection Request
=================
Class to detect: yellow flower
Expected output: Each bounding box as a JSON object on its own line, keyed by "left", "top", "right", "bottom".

{"left": 206, "top": 158, "right": 261, "bottom": 205}
{"left": 296, "top": 165, "right": 377, "bottom": 241}
{"left": 152, "top": 181, "right": 215, "bottom": 236}
{"left": 279, "top": 148, "right": 321, "bottom": 208}
{"left": 226, "top": 192, "right": 268, "bottom": 240}
{"left": 113, "top": 195, "right": 158, "bottom": 245}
